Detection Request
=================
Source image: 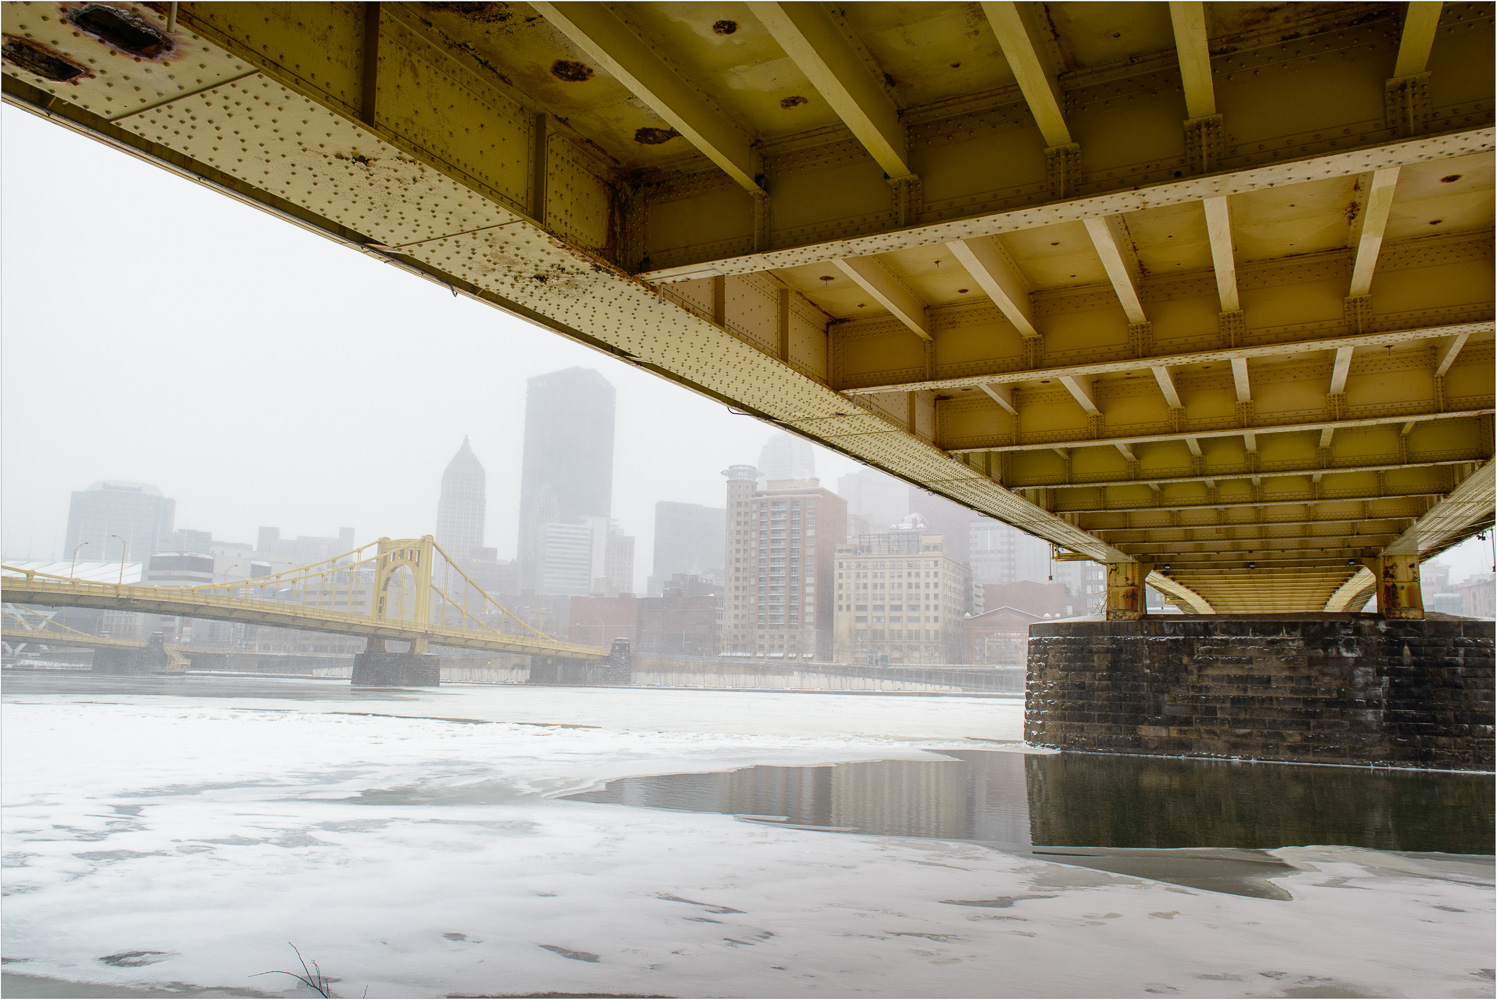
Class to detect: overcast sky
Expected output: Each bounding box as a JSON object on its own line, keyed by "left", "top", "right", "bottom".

{"left": 4, "top": 104, "right": 1492, "bottom": 589}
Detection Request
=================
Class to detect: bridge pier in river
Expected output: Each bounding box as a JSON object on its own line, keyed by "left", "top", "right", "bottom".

{"left": 91, "top": 634, "right": 169, "bottom": 675}
{"left": 351, "top": 639, "right": 441, "bottom": 687}
{"left": 1025, "top": 615, "right": 1495, "bottom": 771}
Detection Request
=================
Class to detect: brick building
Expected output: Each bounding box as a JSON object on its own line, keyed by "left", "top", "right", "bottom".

{"left": 721, "top": 467, "right": 846, "bottom": 660}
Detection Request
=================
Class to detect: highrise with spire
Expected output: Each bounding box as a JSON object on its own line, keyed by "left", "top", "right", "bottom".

{"left": 436, "top": 436, "right": 486, "bottom": 562}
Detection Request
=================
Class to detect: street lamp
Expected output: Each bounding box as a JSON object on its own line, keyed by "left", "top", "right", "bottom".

{"left": 69, "top": 541, "right": 86, "bottom": 579}
{"left": 112, "top": 534, "right": 128, "bottom": 586}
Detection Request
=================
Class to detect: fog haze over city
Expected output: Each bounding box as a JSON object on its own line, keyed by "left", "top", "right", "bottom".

{"left": 1, "top": 105, "right": 865, "bottom": 590}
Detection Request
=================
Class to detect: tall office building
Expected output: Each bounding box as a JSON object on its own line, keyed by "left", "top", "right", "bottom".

{"left": 64, "top": 481, "right": 175, "bottom": 563}
{"left": 758, "top": 432, "right": 815, "bottom": 484}
{"left": 536, "top": 522, "right": 598, "bottom": 596}
{"left": 837, "top": 468, "right": 910, "bottom": 537}
{"left": 649, "top": 501, "right": 726, "bottom": 595}
{"left": 517, "top": 367, "right": 616, "bottom": 591}
{"left": 969, "top": 518, "right": 1051, "bottom": 587}
{"left": 721, "top": 467, "right": 846, "bottom": 660}
{"left": 967, "top": 517, "right": 1104, "bottom": 612}
{"left": 605, "top": 527, "right": 635, "bottom": 597}
{"left": 721, "top": 465, "right": 760, "bottom": 654}
{"left": 908, "top": 487, "right": 979, "bottom": 565}
{"left": 535, "top": 516, "right": 634, "bottom": 597}
{"left": 436, "top": 436, "right": 486, "bottom": 562}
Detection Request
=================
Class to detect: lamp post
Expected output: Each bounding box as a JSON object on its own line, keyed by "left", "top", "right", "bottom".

{"left": 69, "top": 541, "right": 86, "bottom": 579}
{"left": 112, "top": 534, "right": 127, "bottom": 586}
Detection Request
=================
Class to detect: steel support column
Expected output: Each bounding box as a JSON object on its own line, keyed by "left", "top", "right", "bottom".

{"left": 1374, "top": 553, "right": 1425, "bottom": 620}
{"left": 1106, "top": 562, "right": 1151, "bottom": 621}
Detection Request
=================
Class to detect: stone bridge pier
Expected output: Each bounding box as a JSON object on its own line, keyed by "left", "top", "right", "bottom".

{"left": 92, "top": 634, "right": 169, "bottom": 675}
{"left": 1025, "top": 614, "right": 1495, "bottom": 771}
{"left": 351, "top": 637, "right": 440, "bottom": 687}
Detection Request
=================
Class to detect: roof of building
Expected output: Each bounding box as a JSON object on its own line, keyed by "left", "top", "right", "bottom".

{"left": 82, "top": 481, "right": 163, "bottom": 496}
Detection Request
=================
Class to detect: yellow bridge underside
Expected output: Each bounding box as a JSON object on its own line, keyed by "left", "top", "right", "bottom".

{"left": 4, "top": 1, "right": 1493, "bottom": 613}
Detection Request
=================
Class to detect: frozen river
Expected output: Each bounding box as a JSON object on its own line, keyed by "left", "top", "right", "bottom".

{"left": 2, "top": 673, "right": 1493, "bottom": 999}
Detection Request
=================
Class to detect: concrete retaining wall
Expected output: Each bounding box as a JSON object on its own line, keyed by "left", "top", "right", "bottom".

{"left": 1025, "top": 615, "right": 1495, "bottom": 770}
{"left": 629, "top": 657, "right": 1022, "bottom": 694}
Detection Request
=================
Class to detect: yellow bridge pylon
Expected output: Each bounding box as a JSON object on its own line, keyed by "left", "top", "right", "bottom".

{"left": 1, "top": 537, "right": 606, "bottom": 661}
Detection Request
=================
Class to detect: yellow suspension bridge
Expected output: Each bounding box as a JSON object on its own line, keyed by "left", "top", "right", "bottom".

{"left": 1, "top": 536, "right": 608, "bottom": 668}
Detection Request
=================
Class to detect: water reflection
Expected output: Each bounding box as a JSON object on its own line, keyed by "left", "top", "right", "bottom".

{"left": 1016, "top": 751, "right": 1493, "bottom": 853}
{"left": 568, "top": 749, "right": 1494, "bottom": 897}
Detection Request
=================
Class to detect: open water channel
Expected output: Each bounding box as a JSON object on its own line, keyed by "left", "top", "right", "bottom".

{"left": 3, "top": 671, "right": 1493, "bottom": 998}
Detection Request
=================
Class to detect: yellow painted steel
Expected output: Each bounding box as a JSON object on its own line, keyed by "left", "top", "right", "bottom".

{"left": 0, "top": 536, "right": 607, "bottom": 660}
{"left": 2, "top": 2, "right": 1492, "bottom": 614}
{"left": 1, "top": 608, "right": 147, "bottom": 651}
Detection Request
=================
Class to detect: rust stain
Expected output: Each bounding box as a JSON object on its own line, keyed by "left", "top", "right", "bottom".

{"left": 779, "top": 95, "right": 808, "bottom": 109}
{"left": 551, "top": 59, "right": 594, "bottom": 82}
{"left": 424, "top": 2, "right": 513, "bottom": 23}
{"left": 65, "top": 3, "right": 175, "bottom": 59}
{"left": 1, "top": 34, "right": 93, "bottom": 82}
{"left": 633, "top": 126, "right": 680, "bottom": 144}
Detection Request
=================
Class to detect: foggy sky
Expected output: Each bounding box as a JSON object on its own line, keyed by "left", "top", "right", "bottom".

{"left": 4, "top": 105, "right": 1492, "bottom": 589}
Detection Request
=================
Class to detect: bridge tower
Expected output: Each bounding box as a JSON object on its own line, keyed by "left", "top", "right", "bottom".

{"left": 354, "top": 535, "right": 441, "bottom": 685}
{"left": 371, "top": 536, "right": 435, "bottom": 653}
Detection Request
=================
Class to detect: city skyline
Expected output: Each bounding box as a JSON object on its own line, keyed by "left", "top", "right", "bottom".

{"left": 0, "top": 106, "right": 867, "bottom": 593}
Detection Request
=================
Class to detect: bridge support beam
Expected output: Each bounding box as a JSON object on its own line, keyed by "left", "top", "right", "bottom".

{"left": 351, "top": 650, "right": 441, "bottom": 686}
{"left": 1374, "top": 553, "right": 1425, "bottom": 620}
{"left": 1105, "top": 562, "right": 1151, "bottom": 621}
{"left": 1025, "top": 615, "right": 1494, "bottom": 770}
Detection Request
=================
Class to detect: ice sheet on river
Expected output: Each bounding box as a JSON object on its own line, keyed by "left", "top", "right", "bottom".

{"left": 2, "top": 687, "right": 1492, "bottom": 999}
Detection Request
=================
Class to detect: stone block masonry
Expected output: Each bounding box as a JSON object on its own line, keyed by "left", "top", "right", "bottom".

{"left": 1025, "top": 615, "right": 1494, "bottom": 771}
{"left": 351, "top": 652, "right": 441, "bottom": 687}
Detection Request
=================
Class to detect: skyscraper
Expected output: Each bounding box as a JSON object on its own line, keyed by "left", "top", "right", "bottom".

{"left": 517, "top": 368, "right": 616, "bottom": 591}
{"left": 758, "top": 432, "right": 815, "bottom": 484}
{"left": 649, "top": 500, "right": 725, "bottom": 595}
{"left": 969, "top": 518, "right": 1050, "bottom": 587}
{"left": 908, "top": 487, "right": 979, "bottom": 565}
{"left": 64, "top": 481, "right": 175, "bottom": 563}
{"left": 837, "top": 468, "right": 910, "bottom": 537}
{"left": 436, "top": 436, "right": 486, "bottom": 562}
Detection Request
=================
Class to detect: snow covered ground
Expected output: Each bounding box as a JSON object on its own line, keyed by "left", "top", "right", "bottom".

{"left": 3, "top": 680, "right": 1493, "bottom": 999}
